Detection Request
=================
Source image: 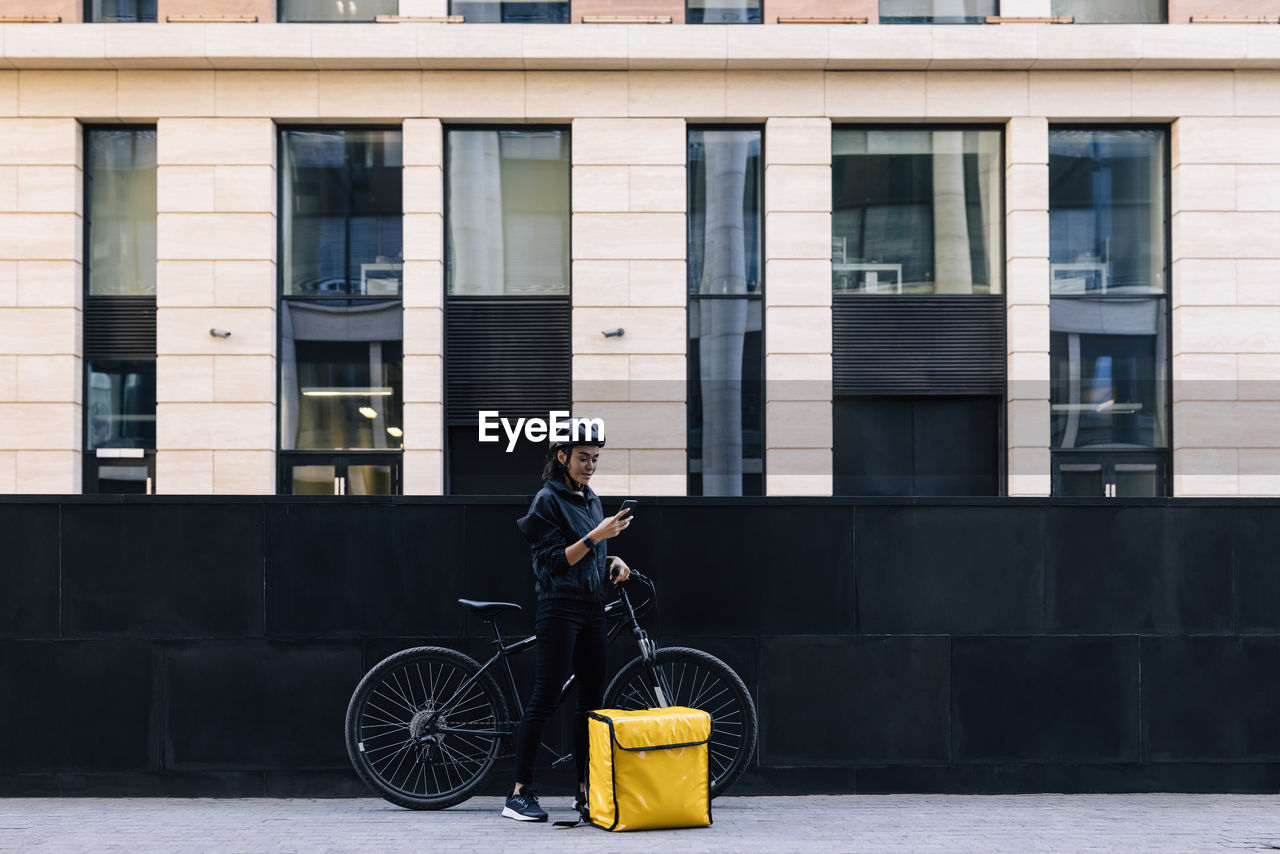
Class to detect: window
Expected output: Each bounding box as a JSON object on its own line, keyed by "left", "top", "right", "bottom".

{"left": 687, "top": 0, "right": 762, "bottom": 24}
{"left": 688, "top": 128, "right": 764, "bottom": 497}
{"left": 831, "top": 126, "right": 1005, "bottom": 497}
{"left": 879, "top": 0, "right": 997, "bottom": 24}
{"left": 445, "top": 128, "right": 572, "bottom": 494}
{"left": 1049, "top": 127, "right": 1169, "bottom": 497}
{"left": 279, "top": 0, "right": 398, "bottom": 22}
{"left": 86, "top": 0, "right": 157, "bottom": 22}
{"left": 1052, "top": 0, "right": 1165, "bottom": 24}
{"left": 279, "top": 129, "right": 404, "bottom": 495}
{"left": 282, "top": 129, "right": 402, "bottom": 296}
{"left": 832, "top": 128, "right": 1002, "bottom": 295}
{"left": 88, "top": 129, "right": 156, "bottom": 297}
{"left": 446, "top": 130, "right": 570, "bottom": 297}
{"left": 84, "top": 128, "right": 157, "bottom": 494}
{"left": 450, "top": 1, "right": 569, "bottom": 23}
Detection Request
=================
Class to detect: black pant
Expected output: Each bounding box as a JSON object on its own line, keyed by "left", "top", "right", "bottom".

{"left": 512, "top": 597, "right": 607, "bottom": 788}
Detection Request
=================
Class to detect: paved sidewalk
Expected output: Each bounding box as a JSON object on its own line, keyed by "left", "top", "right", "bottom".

{"left": 3, "top": 795, "right": 1280, "bottom": 853}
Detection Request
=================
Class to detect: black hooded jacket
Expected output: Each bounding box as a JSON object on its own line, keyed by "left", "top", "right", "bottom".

{"left": 516, "top": 477, "right": 609, "bottom": 603}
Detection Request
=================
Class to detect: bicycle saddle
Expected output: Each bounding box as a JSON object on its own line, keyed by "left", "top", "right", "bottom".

{"left": 457, "top": 599, "right": 522, "bottom": 621}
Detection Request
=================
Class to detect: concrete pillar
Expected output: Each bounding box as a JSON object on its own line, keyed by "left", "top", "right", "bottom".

{"left": 155, "top": 117, "right": 276, "bottom": 494}
{"left": 1005, "top": 116, "right": 1051, "bottom": 497}
{"left": 1171, "top": 107, "right": 1280, "bottom": 496}
{"left": 764, "top": 117, "right": 833, "bottom": 496}
{"left": 571, "top": 117, "right": 687, "bottom": 496}
{"left": 402, "top": 118, "right": 445, "bottom": 495}
{"left": 0, "top": 118, "right": 82, "bottom": 493}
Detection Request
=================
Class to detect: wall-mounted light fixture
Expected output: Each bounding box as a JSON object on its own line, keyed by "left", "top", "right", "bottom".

{"left": 209, "top": 328, "right": 231, "bottom": 339}
{"left": 601, "top": 328, "right": 625, "bottom": 338}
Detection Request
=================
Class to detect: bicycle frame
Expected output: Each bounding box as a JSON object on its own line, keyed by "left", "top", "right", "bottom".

{"left": 422, "top": 578, "right": 668, "bottom": 763}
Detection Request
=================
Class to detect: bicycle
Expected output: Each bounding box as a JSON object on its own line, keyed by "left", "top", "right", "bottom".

{"left": 344, "top": 571, "right": 759, "bottom": 810}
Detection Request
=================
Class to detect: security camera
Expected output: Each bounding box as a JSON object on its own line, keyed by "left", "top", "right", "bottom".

{"left": 209, "top": 328, "right": 232, "bottom": 339}
{"left": 601, "top": 328, "right": 625, "bottom": 338}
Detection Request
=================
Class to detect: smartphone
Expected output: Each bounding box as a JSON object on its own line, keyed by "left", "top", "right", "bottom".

{"left": 618, "top": 499, "right": 638, "bottom": 519}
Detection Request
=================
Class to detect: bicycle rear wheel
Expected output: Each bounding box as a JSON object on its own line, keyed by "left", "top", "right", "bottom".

{"left": 602, "top": 646, "right": 758, "bottom": 798}
{"left": 345, "top": 646, "right": 509, "bottom": 810}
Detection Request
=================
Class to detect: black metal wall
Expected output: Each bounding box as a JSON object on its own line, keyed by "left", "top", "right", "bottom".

{"left": 3, "top": 496, "right": 1280, "bottom": 797}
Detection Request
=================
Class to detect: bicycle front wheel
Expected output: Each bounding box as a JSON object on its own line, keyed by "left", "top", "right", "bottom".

{"left": 602, "top": 646, "right": 758, "bottom": 798}
{"left": 345, "top": 646, "right": 509, "bottom": 810}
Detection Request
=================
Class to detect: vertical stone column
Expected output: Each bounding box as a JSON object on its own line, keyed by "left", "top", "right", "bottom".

{"left": 571, "top": 118, "right": 687, "bottom": 496}
{"left": 764, "top": 117, "right": 832, "bottom": 496}
{"left": 1005, "top": 116, "right": 1051, "bottom": 497}
{"left": 155, "top": 117, "right": 276, "bottom": 494}
{"left": 0, "top": 118, "right": 82, "bottom": 493}
{"left": 1172, "top": 106, "right": 1280, "bottom": 496}
{"left": 401, "top": 118, "right": 445, "bottom": 495}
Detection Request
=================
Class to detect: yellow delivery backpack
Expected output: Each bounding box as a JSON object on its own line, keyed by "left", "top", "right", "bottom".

{"left": 584, "top": 706, "right": 712, "bottom": 832}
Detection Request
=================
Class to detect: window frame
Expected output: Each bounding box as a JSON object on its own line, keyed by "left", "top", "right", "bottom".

{"left": 686, "top": 124, "right": 767, "bottom": 497}
{"left": 84, "top": 0, "right": 158, "bottom": 22}
{"left": 877, "top": 0, "right": 999, "bottom": 24}
{"left": 1051, "top": 0, "right": 1167, "bottom": 24}
{"left": 82, "top": 124, "right": 158, "bottom": 495}
{"left": 831, "top": 122, "right": 1008, "bottom": 297}
{"left": 446, "top": 0, "right": 571, "bottom": 23}
{"left": 1047, "top": 123, "right": 1173, "bottom": 495}
{"left": 685, "top": 0, "right": 763, "bottom": 24}
{"left": 276, "top": 124, "right": 407, "bottom": 494}
{"left": 442, "top": 123, "right": 573, "bottom": 496}
{"left": 277, "top": 0, "right": 400, "bottom": 22}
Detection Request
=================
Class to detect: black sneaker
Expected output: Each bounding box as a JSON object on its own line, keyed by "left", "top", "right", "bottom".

{"left": 503, "top": 788, "right": 548, "bottom": 822}
{"left": 573, "top": 789, "right": 587, "bottom": 818}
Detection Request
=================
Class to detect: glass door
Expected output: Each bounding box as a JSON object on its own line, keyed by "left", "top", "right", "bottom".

{"left": 281, "top": 453, "right": 401, "bottom": 495}
{"left": 85, "top": 449, "right": 155, "bottom": 494}
{"left": 1054, "top": 453, "right": 1167, "bottom": 497}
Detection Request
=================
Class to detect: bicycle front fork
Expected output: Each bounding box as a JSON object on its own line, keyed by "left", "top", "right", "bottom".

{"left": 632, "top": 626, "right": 670, "bottom": 706}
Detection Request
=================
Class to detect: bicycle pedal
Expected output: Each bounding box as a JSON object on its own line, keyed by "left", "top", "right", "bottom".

{"left": 550, "top": 752, "right": 574, "bottom": 769}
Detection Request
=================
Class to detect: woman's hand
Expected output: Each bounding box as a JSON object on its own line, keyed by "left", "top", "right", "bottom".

{"left": 590, "top": 507, "right": 632, "bottom": 542}
{"left": 608, "top": 556, "right": 631, "bottom": 584}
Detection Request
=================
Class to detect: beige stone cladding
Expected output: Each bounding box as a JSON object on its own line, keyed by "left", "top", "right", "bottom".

{"left": 402, "top": 117, "right": 444, "bottom": 495}
{"left": 1006, "top": 116, "right": 1050, "bottom": 497}
{"left": 159, "top": 0, "right": 274, "bottom": 20}
{"left": 572, "top": 0, "right": 684, "bottom": 24}
{"left": 1171, "top": 94, "right": 1280, "bottom": 496}
{"left": 764, "top": 116, "right": 832, "bottom": 496}
{"left": 0, "top": 0, "right": 81, "bottom": 22}
{"left": 155, "top": 114, "right": 276, "bottom": 494}
{"left": 1170, "top": 0, "right": 1280, "bottom": 23}
{"left": 572, "top": 117, "right": 686, "bottom": 496}
{"left": 0, "top": 117, "right": 81, "bottom": 493}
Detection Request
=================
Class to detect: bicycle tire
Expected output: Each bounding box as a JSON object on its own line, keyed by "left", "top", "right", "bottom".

{"left": 345, "top": 646, "right": 509, "bottom": 810}
{"left": 602, "top": 646, "right": 758, "bottom": 798}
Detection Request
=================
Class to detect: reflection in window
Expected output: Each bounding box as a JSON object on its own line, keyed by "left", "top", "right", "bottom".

{"left": 688, "top": 128, "right": 764, "bottom": 497}
{"left": 687, "top": 0, "right": 762, "bottom": 24}
{"left": 279, "top": 0, "right": 398, "bottom": 21}
{"left": 879, "top": 0, "right": 996, "bottom": 23}
{"left": 1050, "top": 129, "right": 1165, "bottom": 295}
{"left": 832, "top": 128, "right": 1002, "bottom": 295}
{"left": 282, "top": 129, "right": 402, "bottom": 296}
{"left": 1052, "top": 0, "right": 1165, "bottom": 23}
{"left": 447, "top": 129, "right": 570, "bottom": 296}
{"left": 280, "top": 301, "right": 404, "bottom": 451}
{"left": 1050, "top": 299, "right": 1167, "bottom": 450}
{"left": 88, "top": 0, "right": 158, "bottom": 22}
{"left": 450, "top": 1, "right": 569, "bottom": 22}
{"left": 88, "top": 129, "right": 156, "bottom": 296}
{"left": 86, "top": 361, "right": 156, "bottom": 451}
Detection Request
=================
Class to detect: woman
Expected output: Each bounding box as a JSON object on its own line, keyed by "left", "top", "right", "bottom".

{"left": 504, "top": 418, "right": 632, "bottom": 823}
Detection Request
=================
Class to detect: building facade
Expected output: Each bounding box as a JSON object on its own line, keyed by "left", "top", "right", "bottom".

{"left": 1, "top": 0, "right": 1279, "bottom": 499}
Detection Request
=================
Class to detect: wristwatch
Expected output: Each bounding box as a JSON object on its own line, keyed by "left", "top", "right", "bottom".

{"left": 581, "top": 535, "right": 595, "bottom": 550}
